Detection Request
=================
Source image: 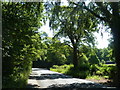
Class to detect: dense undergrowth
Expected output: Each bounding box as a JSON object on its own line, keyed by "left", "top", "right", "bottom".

{"left": 50, "top": 64, "right": 116, "bottom": 80}
{"left": 2, "top": 2, "right": 44, "bottom": 88}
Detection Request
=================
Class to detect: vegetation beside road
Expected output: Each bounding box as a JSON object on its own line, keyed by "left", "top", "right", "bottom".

{"left": 2, "top": 2, "right": 44, "bottom": 88}
{"left": 2, "top": 1, "right": 120, "bottom": 88}
{"left": 50, "top": 64, "right": 116, "bottom": 86}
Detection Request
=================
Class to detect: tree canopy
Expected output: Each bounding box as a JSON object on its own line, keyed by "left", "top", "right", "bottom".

{"left": 48, "top": 2, "right": 97, "bottom": 68}
{"left": 2, "top": 1, "right": 120, "bottom": 88}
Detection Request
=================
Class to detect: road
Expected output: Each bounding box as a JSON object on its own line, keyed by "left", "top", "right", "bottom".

{"left": 27, "top": 68, "right": 108, "bottom": 89}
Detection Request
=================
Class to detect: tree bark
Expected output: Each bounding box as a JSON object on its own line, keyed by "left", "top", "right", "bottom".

{"left": 113, "top": 34, "right": 120, "bottom": 87}
{"left": 110, "top": 3, "right": 120, "bottom": 86}
{"left": 73, "top": 44, "right": 78, "bottom": 68}
{"left": 82, "top": 2, "right": 120, "bottom": 87}
{"left": 110, "top": 19, "right": 120, "bottom": 87}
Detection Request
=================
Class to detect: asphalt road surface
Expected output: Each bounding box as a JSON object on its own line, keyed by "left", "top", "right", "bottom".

{"left": 27, "top": 68, "right": 111, "bottom": 89}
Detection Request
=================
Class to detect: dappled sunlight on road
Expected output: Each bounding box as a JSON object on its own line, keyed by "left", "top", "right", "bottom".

{"left": 27, "top": 68, "right": 109, "bottom": 89}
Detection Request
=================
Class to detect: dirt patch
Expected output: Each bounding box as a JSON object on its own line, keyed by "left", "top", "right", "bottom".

{"left": 85, "top": 78, "right": 114, "bottom": 87}
{"left": 86, "top": 78, "right": 108, "bottom": 83}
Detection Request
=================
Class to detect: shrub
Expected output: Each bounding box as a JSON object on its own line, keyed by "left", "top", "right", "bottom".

{"left": 89, "top": 64, "right": 116, "bottom": 80}
{"left": 65, "top": 66, "right": 89, "bottom": 79}
{"left": 89, "top": 64, "right": 99, "bottom": 75}
{"left": 2, "top": 63, "right": 32, "bottom": 88}
{"left": 86, "top": 75, "right": 102, "bottom": 80}
{"left": 50, "top": 64, "right": 90, "bottom": 79}
{"left": 50, "top": 64, "right": 73, "bottom": 74}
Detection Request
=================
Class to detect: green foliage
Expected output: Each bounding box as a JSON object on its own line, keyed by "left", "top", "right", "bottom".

{"left": 96, "top": 64, "right": 116, "bottom": 77}
{"left": 86, "top": 75, "right": 102, "bottom": 80}
{"left": 41, "top": 37, "right": 73, "bottom": 65}
{"left": 49, "top": 53, "right": 90, "bottom": 79}
{"left": 50, "top": 64, "right": 73, "bottom": 74}
{"left": 89, "top": 64, "right": 116, "bottom": 80}
{"left": 2, "top": 2, "right": 44, "bottom": 88}
{"left": 48, "top": 3, "right": 97, "bottom": 67}
{"left": 89, "top": 55, "right": 100, "bottom": 64}
{"left": 50, "top": 63, "right": 116, "bottom": 80}
{"left": 2, "top": 66, "right": 31, "bottom": 88}
{"left": 78, "top": 53, "right": 89, "bottom": 65}
{"left": 50, "top": 64, "right": 90, "bottom": 79}
{"left": 89, "top": 64, "right": 99, "bottom": 75}
{"left": 66, "top": 67, "right": 89, "bottom": 79}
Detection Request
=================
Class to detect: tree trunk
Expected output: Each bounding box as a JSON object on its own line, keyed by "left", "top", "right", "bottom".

{"left": 114, "top": 35, "right": 120, "bottom": 87}
{"left": 73, "top": 44, "right": 78, "bottom": 68}
{"left": 82, "top": 2, "right": 120, "bottom": 87}
{"left": 111, "top": 18, "right": 120, "bottom": 87}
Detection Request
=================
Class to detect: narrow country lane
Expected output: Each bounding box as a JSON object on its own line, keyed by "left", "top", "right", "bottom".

{"left": 27, "top": 68, "right": 109, "bottom": 89}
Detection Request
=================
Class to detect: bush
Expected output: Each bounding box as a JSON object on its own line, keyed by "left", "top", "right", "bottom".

{"left": 86, "top": 75, "right": 102, "bottom": 80}
{"left": 50, "top": 63, "right": 117, "bottom": 80}
{"left": 2, "top": 63, "right": 32, "bottom": 88}
{"left": 2, "top": 71, "right": 30, "bottom": 88}
{"left": 89, "top": 64, "right": 116, "bottom": 80}
{"left": 96, "top": 64, "right": 116, "bottom": 77}
{"left": 65, "top": 67, "right": 89, "bottom": 79}
{"left": 50, "top": 64, "right": 90, "bottom": 79}
{"left": 50, "top": 64, "right": 73, "bottom": 74}
{"left": 88, "top": 64, "right": 98, "bottom": 76}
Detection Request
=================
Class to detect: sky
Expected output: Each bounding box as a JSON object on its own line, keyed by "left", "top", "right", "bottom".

{"left": 38, "top": 20, "right": 112, "bottom": 49}
{"left": 94, "top": 31, "right": 112, "bottom": 48}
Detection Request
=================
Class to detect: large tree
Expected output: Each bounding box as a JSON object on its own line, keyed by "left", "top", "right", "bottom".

{"left": 72, "top": 2, "right": 120, "bottom": 87}
{"left": 49, "top": 3, "right": 97, "bottom": 68}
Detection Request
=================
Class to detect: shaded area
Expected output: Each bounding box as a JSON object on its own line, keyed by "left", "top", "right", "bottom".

{"left": 100, "top": 80, "right": 117, "bottom": 87}
{"left": 47, "top": 83, "right": 107, "bottom": 89}
{"left": 86, "top": 78, "right": 118, "bottom": 88}
{"left": 29, "top": 73, "right": 72, "bottom": 80}
{"left": 26, "top": 84, "right": 40, "bottom": 88}
{"left": 26, "top": 68, "right": 117, "bottom": 89}
{"left": 32, "top": 60, "right": 53, "bottom": 69}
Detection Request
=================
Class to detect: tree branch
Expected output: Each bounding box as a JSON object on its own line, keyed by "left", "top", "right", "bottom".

{"left": 72, "top": 2, "right": 109, "bottom": 23}
{"left": 95, "top": 2, "right": 111, "bottom": 22}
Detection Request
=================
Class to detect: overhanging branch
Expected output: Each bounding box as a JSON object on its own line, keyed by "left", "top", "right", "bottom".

{"left": 95, "top": 2, "right": 111, "bottom": 22}
{"left": 72, "top": 2, "right": 109, "bottom": 23}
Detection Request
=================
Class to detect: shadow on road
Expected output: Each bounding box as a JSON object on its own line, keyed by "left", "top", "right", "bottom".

{"left": 47, "top": 83, "right": 107, "bottom": 89}
{"left": 26, "top": 82, "right": 108, "bottom": 89}
{"left": 26, "top": 83, "right": 40, "bottom": 89}
{"left": 29, "top": 73, "right": 72, "bottom": 80}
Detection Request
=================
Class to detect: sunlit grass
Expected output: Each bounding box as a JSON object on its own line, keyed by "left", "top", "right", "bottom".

{"left": 86, "top": 75, "right": 103, "bottom": 80}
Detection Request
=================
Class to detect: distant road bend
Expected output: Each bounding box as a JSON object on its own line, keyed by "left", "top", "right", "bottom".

{"left": 27, "top": 68, "right": 113, "bottom": 89}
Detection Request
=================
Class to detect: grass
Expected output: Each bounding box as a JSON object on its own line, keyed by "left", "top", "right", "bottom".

{"left": 50, "top": 64, "right": 73, "bottom": 74}
{"left": 86, "top": 75, "right": 103, "bottom": 80}
{"left": 50, "top": 64, "right": 90, "bottom": 79}
{"left": 103, "top": 76, "right": 109, "bottom": 79}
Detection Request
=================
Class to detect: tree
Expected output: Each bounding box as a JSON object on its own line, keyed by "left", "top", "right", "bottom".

{"left": 72, "top": 2, "right": 120, "bottom": 87}
{"left": 49, "top": 4, "right": 97, "bottom": 68}
{"left": 43, "top": 37, "right": 73, "bottom": 65}
{"left": 2, "top": 2, "right": 44, "bottom": 88}
{"left": 79, "top": 45, "right": 100, "bottom": 64}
